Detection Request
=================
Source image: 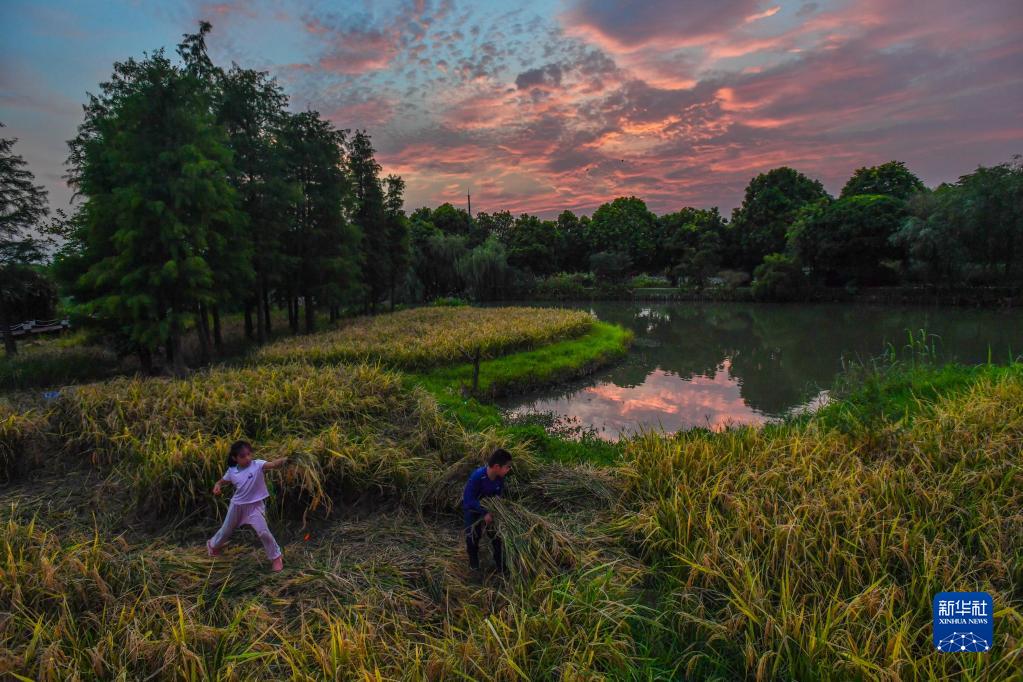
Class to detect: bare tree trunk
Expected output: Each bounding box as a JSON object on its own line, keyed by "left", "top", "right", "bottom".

{"left": 212, "top": 305, "right": 223, "bottom": 351}
{"left": 244, "top": 301, "right": 254, "bottom": 341}
{"left": 255, "top": 281, "right": 267, "bottom": 344}
{"left": 138, "top": 346, "right": 154, "bottom": 375}
{"left": 171, "top": 334, "right": 187, "bottom": 377}
{"left": 169, "top": 319, "right": 187, "bottom": 377}
{"left": 289, "top": 296, "right": 299, "bottom": 333}
{"left": 263, "top": 288, "right": 272, "bottom": 337}
{"left": 304, "top": 291, "right": 315, "bottom": 334}
{"left": 196, "top": 303, "right": 212, "bottom": 364}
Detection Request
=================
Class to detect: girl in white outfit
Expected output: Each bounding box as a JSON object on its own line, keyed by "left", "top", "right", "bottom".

{"left": 207, "top": 440, "right": 289, "bottom": 572}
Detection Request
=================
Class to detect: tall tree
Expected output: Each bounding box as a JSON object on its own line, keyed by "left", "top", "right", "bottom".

{"left": 0, "top": 124, "right": 49, "bottom": 356}
{"left": 788, "top": 194, "right": 905, "bottom": 285}
{"left": 891, "top": 186, "right": 967, "bottom": 285}
{"left": 555, "top": 210, "right": 590, "bottom": 273}
{"left": 658, "top": 207, "right": 725, "bottom": 278}
{"left": 348, "top": 130, "right": 388, "bottom": 312}
{"left": 728, "top": 167, "right": 829, "bottom": 272}
{"left": 587, "top": 197, "right": 657, "bottom": 271}
{"left": 178, "top": 24, "right": 254, "bottom": 358}
{"left": 383, "top": 174, "right": 410, "bottom": 311}
{"left": 956, "top": 158, "right": 1023, "bottom": 282}
{"left": 430, "top": 202, "right": 472, "bottom": 238}
{"left": 474, "top": 210, "right": 514, "bottom": 245}
{"left": 279, "top": 111, "right": 360, "bottom": 333}
{"left": 504, "top": 214, "right": 561, "bottom": 276}
{"left": 68, "top": 45, "right": 240, "bottom": 374}
{"left": 217, "top": 63, "right": 291, "bottom": 343}
{"left": 841, "top": 161, "right": 925, "bottom": 200}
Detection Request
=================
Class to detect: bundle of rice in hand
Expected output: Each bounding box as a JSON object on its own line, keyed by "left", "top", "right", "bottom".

{"left": 488, "top": 497, "right": 589, "bottom": 579}
{"left": 275, "top": 449, "right": 327, "bottom": 517}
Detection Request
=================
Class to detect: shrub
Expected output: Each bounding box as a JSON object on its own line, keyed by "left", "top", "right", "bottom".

{"left": 429, "top": 296, "right": 468, "bottom": 307}
{"left": 751, "top": 253, "right": 808, "bottom": 301}
{"left": 628, "top": 273, "right": 670, "bottom": 289}
{"left": 589, "top": 251, "right": 632, "bottom": 283}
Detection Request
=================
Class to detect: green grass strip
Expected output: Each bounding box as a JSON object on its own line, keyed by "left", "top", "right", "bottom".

{"left": 407, "top": 321, "right": 632, "bottom": 465}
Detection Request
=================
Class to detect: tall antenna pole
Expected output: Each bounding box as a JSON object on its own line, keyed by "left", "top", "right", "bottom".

{"left": 467, "top": 188, "right": 472, "bottom": 219}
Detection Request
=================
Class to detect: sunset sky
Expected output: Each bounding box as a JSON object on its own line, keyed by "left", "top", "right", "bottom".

{"left": 2, "top": 0, "right": 1021, "bottom": 218}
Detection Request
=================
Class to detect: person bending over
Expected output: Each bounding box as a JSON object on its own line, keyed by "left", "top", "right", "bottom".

{"left": 462, "top": 447, "right": 512, "bottom": 573}
{"left": 207, "top": 440, "right": 290, "bottom": 572}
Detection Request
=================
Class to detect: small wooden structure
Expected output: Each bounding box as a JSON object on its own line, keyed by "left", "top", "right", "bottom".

{"left": 0, "top": 319, "right": 71, "bottom": 337}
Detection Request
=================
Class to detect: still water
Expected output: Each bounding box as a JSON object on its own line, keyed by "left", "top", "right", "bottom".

{"left": 504, "top": 302, "right": 1021, "bottom": 439}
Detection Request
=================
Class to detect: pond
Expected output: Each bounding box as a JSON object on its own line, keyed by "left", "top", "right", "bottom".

{"left": 502, "top": 301, "right": 1022, "bottom": 439}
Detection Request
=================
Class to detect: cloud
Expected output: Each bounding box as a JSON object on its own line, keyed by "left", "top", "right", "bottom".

{"left": 515, "top": 63, "right": 562, "bottom": 90}
{"left": 562, "top": 0, "right": 761, "bottom": 49}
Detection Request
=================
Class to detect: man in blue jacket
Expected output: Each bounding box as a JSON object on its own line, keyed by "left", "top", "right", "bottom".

{"left": 462, "top": 448, "right": 512, "bottom": 572}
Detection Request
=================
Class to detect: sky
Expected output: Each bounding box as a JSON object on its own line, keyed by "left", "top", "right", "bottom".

{"left": 2, "top": 0, "right": 1021, "bottom": 219}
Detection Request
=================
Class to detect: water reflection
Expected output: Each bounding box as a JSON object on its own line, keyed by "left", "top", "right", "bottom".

{"left": 504, "top": 302, "right": 1021, "bottom": 439}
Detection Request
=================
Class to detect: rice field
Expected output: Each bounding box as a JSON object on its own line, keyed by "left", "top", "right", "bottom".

{"left": 255, "top": 306, "right": 595, "bottom": 368}
{"left": 1, "top": 306, "right": 1020, "bottom": 680}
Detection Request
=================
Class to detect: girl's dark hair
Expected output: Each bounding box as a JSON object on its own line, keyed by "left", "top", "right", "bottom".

{"left": 488, "top": 448, "right": 512, "bottom": 467}
{"left": 227, "top": 440, "right": 252, "bottom": 468}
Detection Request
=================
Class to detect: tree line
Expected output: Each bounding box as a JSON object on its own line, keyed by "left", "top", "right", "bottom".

{"left": 2, "top": 22, "right": 1021, "bottom": 363}
{"left": 404, "top": 157, "right": 1022, "bottom": 302}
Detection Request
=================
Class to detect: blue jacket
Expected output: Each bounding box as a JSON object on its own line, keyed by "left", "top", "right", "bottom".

{"left": 462, "top": 465, "right": 504, "bottom": 517}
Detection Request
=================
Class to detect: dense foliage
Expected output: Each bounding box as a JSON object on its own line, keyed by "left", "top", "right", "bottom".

{"left": 48, "top": 23, "right": 409, "bottom": 372}
{"left": 403, "top": 158, "right": 1022, "bottom": 304}
{"left": 0, "top": 124, "right": 50, "bottom": 356}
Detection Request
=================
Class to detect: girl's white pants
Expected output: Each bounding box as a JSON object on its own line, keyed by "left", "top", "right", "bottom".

{"left": 208, "top": 499, "right": 282, "bottom": 560}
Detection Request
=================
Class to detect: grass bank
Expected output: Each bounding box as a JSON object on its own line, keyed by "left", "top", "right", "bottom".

{"left": 410, "top": 320, "right": 631, "bottom": 465}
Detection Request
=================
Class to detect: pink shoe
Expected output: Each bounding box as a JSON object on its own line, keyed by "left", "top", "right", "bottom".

{"left": 271, "top": 555, "right": 284, "bottom": 572}
{"left": 207, "top": 540, "right": 221, "bottom": 557}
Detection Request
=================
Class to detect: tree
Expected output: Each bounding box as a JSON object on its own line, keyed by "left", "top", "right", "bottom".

{"left": 0, "top": 124, "right": 49, "bottom": 356}
{"left": 430, "top": 203, "right": 472, "bottom": 238}
{"left": 956, "top": 158, "right": 1023, "bottom": 282}
{"left": 178, "top": 24, "right": 254, "bottom": 358}
{"left": 348, "top": 130, "right": 388, "bottom": 312}
{"left": 555, "top": 210, "right": 590, "bottom": 273}
{"left": 890, "top": 187, "right": 967, "bottom": 285}
{"left": 658, "top": 207, "right": 725, "bottom": 284}
{"left": 729, "top": 167, "right": 829, "bottom": 272}
{"left": 279, "top": 111, "right": 360, "bottom": 333}
{"left": 68, "top": 45, "right": 241, "bottom": 375}
{"left": 457, "top": 238, "right": 512, "bottom": 300}
{"left": 474, "top": 210, "right": 514, "bottom": 246}
{"left": 217, "top": 62, "right": 290, "bottom": 343}
{"left": 590, "top": 250, "right": 632, "bottom": 283}
{"left": 841, "top": 161, "right": 925, "bottom": 200}
{"left": 504, "top": 213, "right": 560, "bottom": 276}
{"left": 384, "top": 174, "right": 410, "bottom": 311}
{"left": 788, "top": 194, "right": 905, "bottom": 285}
{"left": 588, "top": 197, "right": 657, "bottom": 271}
